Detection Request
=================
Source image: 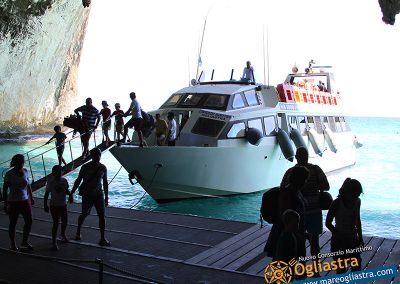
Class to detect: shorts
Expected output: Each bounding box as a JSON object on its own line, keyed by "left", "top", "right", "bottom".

{"left": 8, "top": 200, "right": 32, "bottom": 217}
{"left": 56, "top": 145, "right": 65, "bottom": 156}
{"left": 125, "top": 118, "right": 143, "bottom": 131}
{"left": 115, "top": 124, "right": 124, "bottom": 133}
{"left": 102, "top": 121, "right": 111, "bottom": 131}
{"left": 305, "top": 211, "right": 323, "bottom": 235}
{"left": 81, "top": 194, "right": 105, "bottom": 217}
{"left": 50, "top": 205, "right": 68, "bottom": 221}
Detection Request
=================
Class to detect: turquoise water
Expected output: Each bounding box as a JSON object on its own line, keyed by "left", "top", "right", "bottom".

{"left": 1, "top": 117, "right": 399, "bottom": 239}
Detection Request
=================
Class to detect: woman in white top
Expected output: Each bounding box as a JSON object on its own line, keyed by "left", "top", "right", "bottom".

{"left": 2, "top": 154, "right": 35, "bottom": 251}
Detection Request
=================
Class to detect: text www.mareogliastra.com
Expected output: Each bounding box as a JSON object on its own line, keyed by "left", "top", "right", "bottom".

{"left": 293, "top": 265, "right": 398, "bottom": 284}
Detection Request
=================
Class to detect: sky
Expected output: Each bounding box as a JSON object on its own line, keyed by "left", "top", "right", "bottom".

{"left": 78, "top": 0, "right": 400, "bottom": 117}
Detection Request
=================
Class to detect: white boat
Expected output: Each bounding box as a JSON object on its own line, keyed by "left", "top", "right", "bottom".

{"left": 110, "top": 63, "right": 361, "bottom": 202}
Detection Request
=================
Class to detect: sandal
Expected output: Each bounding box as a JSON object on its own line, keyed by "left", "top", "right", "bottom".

{"left": 98, "top": 239, "right": 111, "bottom": 247}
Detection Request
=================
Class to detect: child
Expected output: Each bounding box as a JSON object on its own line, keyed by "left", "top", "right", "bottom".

{"left": 100, "top": 100, "right": 111, "bottom": 146}
{"left": 44, "top": 165, "right": 70, "bottom": 250}
{"left": 111, "top": 103, "right": 125, "bottom": 142}
{"left": 326, "top": 178, "right": 364, "bottom": 274}
{"left": 275, "top": 209, "right": 301, "bottom": 263}
{"left": 46, "top": 125, "right": 67, "bottom": 166}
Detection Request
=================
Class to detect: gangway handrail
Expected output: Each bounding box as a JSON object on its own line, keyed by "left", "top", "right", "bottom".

{"left": 1, "top": 129, "right": 101, "bottom": 185}
{"left": 0, "top": 130, "right": 74, "bottom": 167}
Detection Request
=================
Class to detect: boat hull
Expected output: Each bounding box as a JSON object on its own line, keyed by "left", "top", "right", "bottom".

{"left": 110, "top": 132, "right": 356, "bottom": 202}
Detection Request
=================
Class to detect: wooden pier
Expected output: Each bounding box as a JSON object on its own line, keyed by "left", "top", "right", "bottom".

{"left": 0, "top": 199, "right": 399, "bottom": 283}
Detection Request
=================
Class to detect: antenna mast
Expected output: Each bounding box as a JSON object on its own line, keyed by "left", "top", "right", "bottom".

{"left": 195, "top": 18, "right": 207, "bottom": 82}
{"left": 266, "top": 26, "right": 270, "bottom": 87}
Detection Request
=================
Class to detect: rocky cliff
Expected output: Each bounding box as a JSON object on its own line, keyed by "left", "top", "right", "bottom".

{"left": 0, "top": 0, "right": 89, "bottom": 135}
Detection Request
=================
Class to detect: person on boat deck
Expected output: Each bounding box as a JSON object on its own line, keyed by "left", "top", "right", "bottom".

{"left": 280, "top": 147, "right": 330, "bottom": 260}
{"left": 242, "top": 61, "right": 255, "bottom": 82}
{"left": 69, "top": 148, "right": 111, "bottom": 246}
{"left": 74, "top": 97, "right": 101, "bottom": 158}
{"left": 167, "top": 112, "right": 177, "bottom": 146}
{"left": 326, "top": 178, "right": 364, "bottom": 274}
{"left": 3, "top": 154, "right": 35, "bottom": 251}
{"left": 317, "top": 80, "right": 327, "bottom": 92}
{"left": 123, "top": 92, "right": 144, "bottom": 147}
{"left": 155, "top": 113, "right": 168, "bottom": 146}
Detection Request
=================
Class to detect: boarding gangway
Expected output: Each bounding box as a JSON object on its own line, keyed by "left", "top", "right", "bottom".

{"left": 0, "top": 130, "right": 115, "bottom": 193}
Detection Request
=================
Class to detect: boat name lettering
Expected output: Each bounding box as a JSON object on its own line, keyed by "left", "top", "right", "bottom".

{"left": 199, "top": 110, "right": 230, "bottom": 121}
{"left": 279, "top": 103, "right": 299, "bottom": 111}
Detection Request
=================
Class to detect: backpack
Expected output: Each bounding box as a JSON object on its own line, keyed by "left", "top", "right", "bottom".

{"left": 141, "top": 110, "right": 155, "bottom": 127}
{"left": 260, "top": 187, "right": 281, "bottom": 224}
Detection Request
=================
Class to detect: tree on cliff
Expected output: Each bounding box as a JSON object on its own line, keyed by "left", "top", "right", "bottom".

{"left": 379, "top": 0, "right": 400, "bottom": 25}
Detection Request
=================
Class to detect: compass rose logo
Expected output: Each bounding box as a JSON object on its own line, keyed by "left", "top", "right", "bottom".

{"left": 264, "top": 259, "right": 296, "bottom": 284}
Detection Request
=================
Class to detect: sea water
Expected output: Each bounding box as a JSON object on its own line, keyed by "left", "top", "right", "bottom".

{"left": 0, "top": 117, "right": 399, "bottom": 239}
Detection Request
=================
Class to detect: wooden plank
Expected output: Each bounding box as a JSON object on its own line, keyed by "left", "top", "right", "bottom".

{"left": 365, "top": 238, "right": 396, "bottom": 270}
{"left": 185, "top": 224, "right": 263, "bottom": 264}
{"left": 196, "top": 226, "right": 270, "bottom": 266}
{"left": 243, "top": 253, "right": 272, "bottom": 275}
{"left": 212, "top": 233, "right": 267, "bottom": 269}
{"left": 374, "top": 240, "right": 400, "bottom": 284}
{"left": 361, "top": 237, "right": 385, "bottom": 270}
{"left": 227, "top": 242, "right": 266, "bottom": 271}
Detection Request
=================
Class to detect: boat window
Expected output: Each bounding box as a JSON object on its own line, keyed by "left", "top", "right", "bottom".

{"left": 264, "top": 116, "right": 277, "bottom": 136}
{"left": 181, "top": 94, "right": 203, "bottom": 106}
{"left": 192, "top": 117, "right": 225, "bottom": 137}
{"left": 288, "top": 116, "right": 298, "bottom": 130}
{"left": 334, "top": 117, "right": 342, "bottom": 132}
{"left": 203, "top": 95, "right": 228, "bottom": 108}
{"left": 164, "top": 94, "right": 182, "bottom": 106}
{"left": 314, "top": 116, "right": 323, "bottom": 134}
{"left": 227, "top": 122, "right": 246, "bottom": 138}
{"left": 248, "top": 119, "right": 263, "bottom": 134}
{"left": 232, "top": 93, "right": 245, "bottom": 109}
{"left": 328, "top": 116, "right": 336, "bottom": 132}
{"left": 244, "top": 90, "right": 259, "bottom": 106}
{"left": 307, "top": 116, "right": 315, "bottom": 129}
{"left": 298, "top": 116, "right": 307, "bottom": 134}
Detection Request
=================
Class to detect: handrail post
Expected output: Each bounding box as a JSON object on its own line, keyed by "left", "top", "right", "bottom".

{"left": 41, "top": 155, "right": 47, "bottom": 178}
{"left": 26, "top": 153, "right": 35, "bottom": 183}
{"left": 95, "top": 258, "right": 103, "bottom": 284}
{"left": 93, "top": 130, "right": 97, "bottom": 147}
{"left": 68, "top": 141, "right": 74, "bottom": 170}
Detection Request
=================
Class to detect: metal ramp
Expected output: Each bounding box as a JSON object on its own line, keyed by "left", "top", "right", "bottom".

{"left": 30, "top": 141, "right": 115, "bottom": 191}
{"left": 0, "top": 130, "right": 115, "bottom": 193}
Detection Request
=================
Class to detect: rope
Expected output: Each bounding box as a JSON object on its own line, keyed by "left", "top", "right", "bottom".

{"left": 108, "top": 165, "right": 123, "bottom": 185}
{"left": 102, "top": 262, "right": 163, "bottom": 284}
{"left": 129, "top": 166, "right": 160, "bottom": 209}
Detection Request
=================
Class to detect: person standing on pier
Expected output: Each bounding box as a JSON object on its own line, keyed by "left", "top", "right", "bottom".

{"left": 69, "top": 148, "right": 110, "bottom": 246}
{"left": 122, "top": 92, "right": 144, "bottom": 147}
{"left": 326, "top": 178, "right": 364, "bottom": 274}
{"left": 280, "top": 147, "right": 330, "bottom": 259}
{"left": 44, "top": 165, "right": 70, "bottom": 250}
{"left": 2, "top": 154, "right": 35, "bottom": 251}
{"left": 74, "top": 97, "right": 100, "bottom": 158}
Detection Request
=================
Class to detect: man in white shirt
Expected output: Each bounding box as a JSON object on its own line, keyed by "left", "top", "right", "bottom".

{"left": 167, "top": 112, "right": 177, "bottom": 146}
{"left": 123, "top": 92, "right": 144, "bottom": 147}
{"left": 242, "top": 61, "right": 255, "bottom": 82}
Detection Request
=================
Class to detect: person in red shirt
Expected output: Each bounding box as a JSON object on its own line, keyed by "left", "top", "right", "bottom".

{"left": 100, "top": 100, "right": 111, "bottom": 146}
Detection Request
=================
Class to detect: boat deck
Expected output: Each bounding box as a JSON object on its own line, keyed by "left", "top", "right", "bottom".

{"left": 0, "top": 199, "right": 399, "bottom": 283}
